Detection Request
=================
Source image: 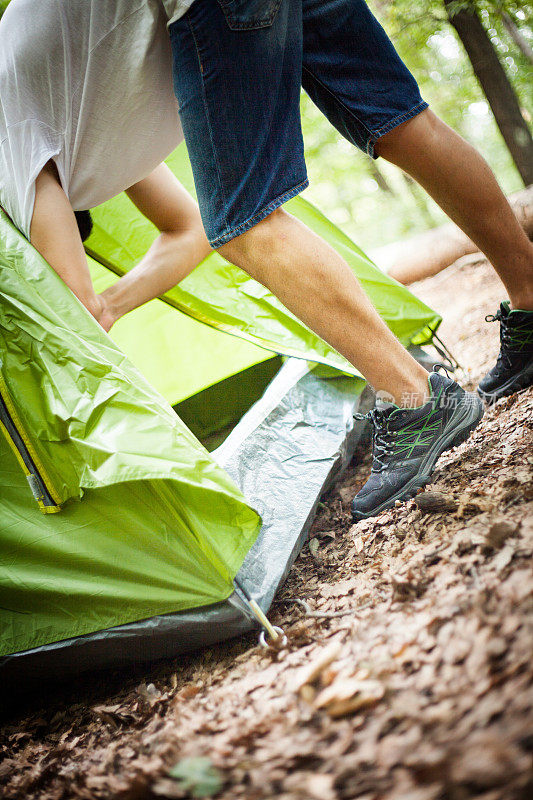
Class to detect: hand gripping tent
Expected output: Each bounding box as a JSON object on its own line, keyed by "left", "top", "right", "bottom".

{"left": 0, "top": 144, "right": 441, "bottom": 694}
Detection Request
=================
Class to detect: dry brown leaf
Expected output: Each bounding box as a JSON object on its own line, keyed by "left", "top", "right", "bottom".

{"left": 484, "top": 519, "right": 519, "bottom": 549}
{"left": 415, "top": 491, "right": 457, "bottom": 513}
{"left": 293, "top": 640, "right": 343, "bottom": 692}
{"left": 314, "top": 678, "right": 384, "bottom": 718}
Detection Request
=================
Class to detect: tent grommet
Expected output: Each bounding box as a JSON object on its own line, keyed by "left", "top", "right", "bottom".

{"left": 259, "top": 626, "right": 287, "bottom": 650}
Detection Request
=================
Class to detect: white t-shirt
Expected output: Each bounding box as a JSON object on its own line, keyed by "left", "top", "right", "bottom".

{"left": 0, "top": 0, "right": 183, "bottom": 239}
{"left": 160, "top": 1, "right": 197, "bottom": 26}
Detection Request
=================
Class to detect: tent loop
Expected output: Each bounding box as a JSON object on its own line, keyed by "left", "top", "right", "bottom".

{"left": 259, "top": 626, "right": 288, "bottom": 650}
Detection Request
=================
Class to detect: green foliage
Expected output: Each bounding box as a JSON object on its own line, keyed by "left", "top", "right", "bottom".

{"left": 301, "top": 0, "right": 532, "bottom": 251}
{"left": 381, "top": 0, "right": 532, "bottom": 111}
{"left": 1, "top": 0, "right": 529, "bottom": 249}
{"left": 169, "top": 757, "right": 223, "bottom": 798}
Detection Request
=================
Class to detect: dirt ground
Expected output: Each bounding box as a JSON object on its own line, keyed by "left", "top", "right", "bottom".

{"left": 1, "top": 257, "right": 532, "bottom": 800}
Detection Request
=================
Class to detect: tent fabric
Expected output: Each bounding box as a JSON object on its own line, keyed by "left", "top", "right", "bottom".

{"left": 0, "top": 358, "right": 373, "bottom": 693}
{"left": 214, "top": 360, "right": 371, "bottom": 611}
{"left": 89, "top": 257, "right": 276, "bottom": 408}
{"left": 86, "top": 143, "right": 441, "bottom": 406}
{"left": 0, "top": 211, "right": 257, "bottom": 510}
{"left": 0, "top": 431, "right": 255, "bottom": 657}
{"left": 0, "top": 140, "right": 442, "bottom": 668}
{"left": 0, "top": 209, "right": 261, "bottom": 657}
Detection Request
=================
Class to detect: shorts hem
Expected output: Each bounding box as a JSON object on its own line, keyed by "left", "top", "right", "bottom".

{"left": 367, "top": 100, "right": 429, "bottom": 158}
{"left": 208, "top": 177, "right": 309, "bottom": 247}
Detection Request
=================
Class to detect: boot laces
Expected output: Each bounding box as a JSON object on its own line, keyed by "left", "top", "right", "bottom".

{"left": 486, "top": 309, "right": 515, "bottom": 369}
{"left": 354, "top": 408, "right": 395, "bottom": 472}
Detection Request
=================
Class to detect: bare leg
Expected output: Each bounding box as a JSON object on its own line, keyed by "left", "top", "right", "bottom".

{"left": 375, "top": 108, "right": 533, "bottom": 310}
{"left": 219, "top": 208, "right": 429, "bottom": 407}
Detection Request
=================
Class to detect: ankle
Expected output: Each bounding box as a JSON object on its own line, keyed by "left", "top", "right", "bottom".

{"left": 376, "top": 374, "right": 429, "bottom": 409}
{"left": 397, "top": 380, "right": 429, "bottom": 409}
{"left": 399, "top": 363, "right": 431, "bottom": 408}
{"left": 509, "top": 292, "right": 533, "bottom": 312}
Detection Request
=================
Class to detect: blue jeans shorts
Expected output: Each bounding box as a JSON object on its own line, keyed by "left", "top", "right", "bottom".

{"left": 169, "top": 0, "right": 428, "bottom": 247}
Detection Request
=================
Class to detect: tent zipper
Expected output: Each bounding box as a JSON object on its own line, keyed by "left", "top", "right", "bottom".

{"left": 0, "top": 386, "right": 60, "bottom": 513}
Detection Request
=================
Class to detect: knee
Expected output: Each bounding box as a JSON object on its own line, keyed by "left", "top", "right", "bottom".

{"left": 219, "top": 206, "right": 289, "bottom": 263}
{"left": 374, "top": 107, "right": 439, "bottom": 159}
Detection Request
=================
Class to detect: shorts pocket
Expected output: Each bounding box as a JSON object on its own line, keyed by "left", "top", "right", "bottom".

{"left": 216, "top": 0, "right": 283, "bottom": 30}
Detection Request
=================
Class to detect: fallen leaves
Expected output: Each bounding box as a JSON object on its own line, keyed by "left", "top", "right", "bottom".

{"left": 293, "top": 640, "right": 343, "bottom": 692}
{"left": 414, "top": 491, "right": 457, "bottom": 513}
{"left": 314, "top": 677, "right": 385, "bottom": 719}
{"left": 484, "top": 518, "right": 519, "bottom": 549}
{"left": 2, "top": 260, "right": 533, "bottom": 800}
{"left": 293, "top": 639, "right": 385, "bottom": 719}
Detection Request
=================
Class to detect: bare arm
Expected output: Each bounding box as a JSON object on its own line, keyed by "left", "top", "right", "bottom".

{"left": 30, "top": 161, "right": 103, "bottom": 321}
{"left": 99, "top": 163, "right": 211, "bottom": 330}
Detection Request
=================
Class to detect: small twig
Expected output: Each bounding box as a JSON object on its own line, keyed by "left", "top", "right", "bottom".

{"left": 293, "top": 598, "right": 373, "bottom": 619}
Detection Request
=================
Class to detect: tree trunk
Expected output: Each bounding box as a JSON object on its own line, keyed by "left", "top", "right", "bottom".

{"left": 502, "top": 13, "right": 533, "bottom": 65}
{"left": 443, "top": 0, "right": 533, "bottom": 186}
{"left": 375, "top": 185, "right": 533, "bottom": 285}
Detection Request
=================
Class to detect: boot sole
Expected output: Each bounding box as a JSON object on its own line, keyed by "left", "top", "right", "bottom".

{"left": 477, "top": 357, "right": 533, "bottom": 404}
{"left": 352, "top": 392, "right": 484, "bottom": 522}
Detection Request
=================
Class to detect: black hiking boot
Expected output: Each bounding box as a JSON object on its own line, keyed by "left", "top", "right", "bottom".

{"left": 477, "top": 301, "right": 533, "bottom": 403}
{"left": 351, "top": 366, "right": 483, "bottom": 521}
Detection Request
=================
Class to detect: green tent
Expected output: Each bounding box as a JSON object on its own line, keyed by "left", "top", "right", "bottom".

{"left": 0, "top": 143, "right": 441, "bottom": 689}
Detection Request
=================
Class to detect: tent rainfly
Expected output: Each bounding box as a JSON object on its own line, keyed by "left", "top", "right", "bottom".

{"left": 0, "top": 143, "right": 442, "bottom": 695}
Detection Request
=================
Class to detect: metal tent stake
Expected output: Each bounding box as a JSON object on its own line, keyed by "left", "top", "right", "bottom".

{"left": 233, "top": 579, "right": 287, "bottom": 649}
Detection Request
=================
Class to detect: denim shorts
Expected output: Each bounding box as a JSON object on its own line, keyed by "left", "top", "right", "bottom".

{"left": 169, "top": 0, "right": 428, "bottom": 247}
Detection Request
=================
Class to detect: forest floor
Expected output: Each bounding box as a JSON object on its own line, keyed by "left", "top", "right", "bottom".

{"left": 1, "top": 256, "right": 532, "bottom": 800}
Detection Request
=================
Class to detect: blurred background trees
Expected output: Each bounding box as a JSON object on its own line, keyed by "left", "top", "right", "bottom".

{"left": 301, "top": 0, "right": 532, "bottom": 252}
{"left": 1, "top": 0, "right": 530, "bottom": 253}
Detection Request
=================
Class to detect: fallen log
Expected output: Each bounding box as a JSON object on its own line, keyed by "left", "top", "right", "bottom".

{"left": 376, "top": 185, "right": 533, "bottom": 285}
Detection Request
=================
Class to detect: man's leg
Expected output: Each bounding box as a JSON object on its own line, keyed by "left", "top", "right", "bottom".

{"left": 376, "top": 113, "right": 533, "bottom": 402}
{"left": 300, "top": 0, "right": 533, "bottom": 404}
{"left": 218, "top": 207, "right": 429, "bottom": 405}
{"left": 170, "top": 0, "right": 483, "bottom": 521}
{"left": 376, "top": 115, "right": 533, "bottom": 403}
{"left": 300, "top": 0, "right": 533, "bottom": 311}
{"left": 374, "top": 109, "right": 533, "bottom": 311}
{"left": 220, "top": 206, "right": 484, "bottom": 523}
{"left": 169, "top": 0, "right": 429, "bottom": 406}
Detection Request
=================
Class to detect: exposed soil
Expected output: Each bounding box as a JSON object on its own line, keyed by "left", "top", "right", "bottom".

{"left": 1, "top": 257, "right": 532, "bottom": 800}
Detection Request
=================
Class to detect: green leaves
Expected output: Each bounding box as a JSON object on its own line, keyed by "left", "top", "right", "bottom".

{"left": 169, "top": 757, "right": 223, "bottom": 798}
{"left": 302, "top": 0, "right": 531, "bottom": 250}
